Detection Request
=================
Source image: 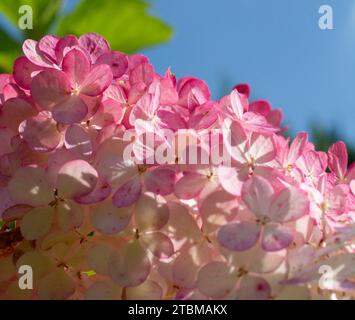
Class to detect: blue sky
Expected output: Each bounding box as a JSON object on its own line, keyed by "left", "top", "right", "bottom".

{"left": 142, "top": 0, "right": 355, "bottom": 143}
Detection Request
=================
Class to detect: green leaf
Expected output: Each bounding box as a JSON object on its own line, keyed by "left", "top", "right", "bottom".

{"left": 82, "top": 270, "right": 96, "bottom": 276}
{"left": 0, "top": 1, "right": 22, "bottom": 26}
{"left": 57, "top": 0, "right": 172, "bottom": 53}
{"left": 0, "top": 0, "right": 63, "bottom": 39}
{"left": 20, "top": 0, "right": 63, "bottom": 39}
{"left": 0, "top": 28, "right": 21, "bottom": 73}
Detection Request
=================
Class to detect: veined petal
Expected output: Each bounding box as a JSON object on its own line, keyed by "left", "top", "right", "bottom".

{"left": 64, "top": 124, "right": 93, "bottom": 157}
{"left": 52, "top": 95, "right": 88, "bottom": 124}
{"left": 108, "top": 240, "right": 150, "bottom": 287}
{"left": 135, "top": 192, "right": 169, "bottom": 232}
{"left": 13, "top": 56, "right": 43, "bottom": 90}
{"left": 19, "top": 111, "right": 61, "bottom": 152}
{"left": 31, "top": 69, "right": 71, "bottom": 110}
{"left": 242, "top": 176, "right": 273, "bottom": 218}
{"left": 112, "top": 176, "right": 142, "bottom": 208}
{"left": 269, "top": 186, "right": 309, "bottom": 222}
{"left": 57, "top": 160, "right": 98, "bottom": 199}
{"left": 80, "top": 64, "right": 113, "bottom": 96}
{"left": 236, "top": 276, "right": 271, "bottom": 300}
{"left": 144, "top": 168, "right": 175, "bottom": 196}
{"left": 261, "top": 223, "right": 294, "bottom": 251}
{"left": 217, "top": 221, "right": 260, "bottom": 251}
{"left": 140, "top": 232, "right": 174, "bottom": 259}
{"left": 62, "top": 48, "right": 90, "bottom": 87}
{"left": 91, "top": 199, "right": 132, "bottom": 235}
{"left": 79, "top": 32, "right": 110, "bottom": 63}
{"left": 96, "top": 51, "right": 128, "bottom": 79}
{"left": 174, "top": 172, "right": 206, "bottom": 200}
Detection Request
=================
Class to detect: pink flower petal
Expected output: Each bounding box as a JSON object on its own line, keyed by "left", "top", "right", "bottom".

{"left": 78, "top": 32, "right": 110, "bottom": 63}
{"left": 0, "top": 98, "right": 37, "bottom": 132}
{"left": 188, "top": 101, "right": 218, "bottom": 130}
{"left": 31, "top": 69, "right": 71, "bottom": 110}
{"left": 197, "top": 262, "right": 236, "bottom": 298}
{"left": 75, "top": 179, "right": 111, "bottom": 204}
{"left": 19, "top": 111, "right": 61, "bottom": 152}
{"left": 90, "top": 99, "right": 124, "bottom": 129}
{"left": 230, "top": 89, "right": 245, "bottom": 119}
{"left": 140, "top": 232, "right": 174, "bottom": 259}
{"left": 108, "top": 241, "right": 150, "bottom": 287}
{"left": 52, "top": 95, "right": 88, "bottom": 124}
{"left": 351, "top": 180, "right": 355, "bottom": 195}
{"left": 112, "top": 176, "right": 142, "bottom": 208}
{"left": 55, "top": 35, "right": 79, "bottom": 63}
{"left": 91, "top": 199, "right": 132, "bottom": 235}
{"left": 262, "top": 223, "right": 294, "bottom": 251}
{"left": 178, "top": 77, "right": 210, "bottom": 110}
{"left": 287, "top": 132, "right": 308, "bottom": 164}
{"left": 135, "top": 192, "right": 169, "bottom": 232}
{"left": 328, "top": 141, "right": 348, "bottom": 180}
{"left": 57, "top": 160, "right": 98, "bottom": 199}
{"left": 249, "top": 100, "right": 271, "bottom": 115}
{"left": 234, "top": 83, "right": 251, "bottom": 98}
{"left": 248, "top": 132, "right": 276, "bottom": 164}
{"left": 144, "top": 168, "right": 175, "bottom": 196}
{"left": 217, "top": 221, "right": 261, "bottom": 251}
{"left": 242, "top": 176, "right": 274, "bottom": 218}
{"left": 157, "top": 106, "right": 187, "bottom": 130}
{"left": 174, "top": 172, "right": 206, "bottom": 200}
{"left": 38, "top": 35, "right": 59, "bottom": 63}
{"left": 22, "top": 39, "right": 53, "bottom": 67}
{"left": 96, "top": 51, "right": 128, "bottom": 79}
{"left": 13, "top": 56, "right": 43, "bottom": 90}
{"left": 236, "top": 276, "right": 271, "bottom": 300}
{"left": 223, "top": 119, "right": 247, "bottom": 164}
{"left": 62, "top": 48, "right": 90, "bottom": 87}
{"left": 64, "top": 124, "right": 93, "bottom": 157}
{"left": 130, "top": 62, "right": 155, "bottom": 86}
{"left": 218, "top": 165, "right": 247, "bottom": 196}
{"left": 269, "top": 186, "right": 309, "bottom": 222}
{"left": 80, "top": 64, "right": 113, "bottom": 96}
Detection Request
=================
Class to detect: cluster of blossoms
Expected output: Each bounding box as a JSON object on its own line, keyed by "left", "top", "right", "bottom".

{"left": 0, "top": 33, "right": 354, "bottom": 300}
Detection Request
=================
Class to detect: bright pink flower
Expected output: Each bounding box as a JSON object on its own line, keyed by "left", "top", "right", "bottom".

{"left": 218, "top": 175, "right": 309, "bottom": 252}
{"left": 30, "top": 49, "right": 112, "bottom": 124}
{"left": 1, "top": 33, "right": 355, "bottom": 300}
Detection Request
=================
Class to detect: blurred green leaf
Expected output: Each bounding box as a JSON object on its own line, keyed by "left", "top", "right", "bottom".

{"left": 0, "top": 0, "right": 62, "bottom": 36}
{"left": 0, "top": 0, "right": 63, "bottom": 72}
{"left": 22, "top": 0, "right": 63, "bottom": 39}
{"left": 0, "top": 28, "right": 20, "bottom": 72}
{"left": 0, "top": 1, "right": 21, "bottom": 26}
{"left": 57, "top": 0, "right": 172, "bottom": 53}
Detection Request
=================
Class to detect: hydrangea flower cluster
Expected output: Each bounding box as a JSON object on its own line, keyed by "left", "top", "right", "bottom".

{"left": 0, "top": 33, "right": 354, "bottom": 300}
